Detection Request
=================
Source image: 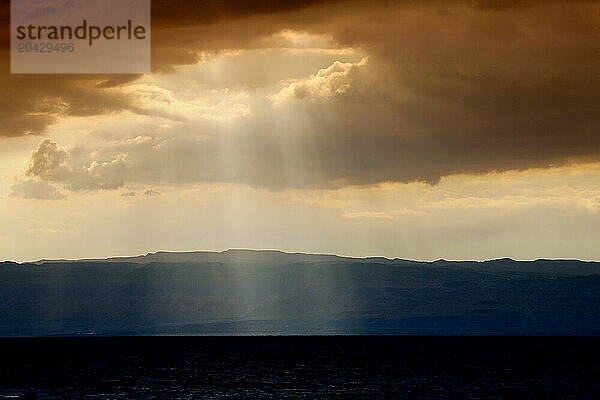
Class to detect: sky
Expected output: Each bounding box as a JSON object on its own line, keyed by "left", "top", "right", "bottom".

{"left": 1, "top": 0, "right": 599, "bottom": 262}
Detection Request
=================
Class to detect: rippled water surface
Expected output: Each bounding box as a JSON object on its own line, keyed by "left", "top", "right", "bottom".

{"left": 0, "top": 337, "right": 598, "bottom": 399}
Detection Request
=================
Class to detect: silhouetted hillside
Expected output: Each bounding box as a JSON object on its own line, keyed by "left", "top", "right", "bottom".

{"left": 1, "top": 250, "right": 599, "bottom": 335}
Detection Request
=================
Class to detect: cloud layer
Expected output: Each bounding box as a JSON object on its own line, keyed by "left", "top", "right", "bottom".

{"left": 3, "top": 0, "right": 600, "bottom": 190}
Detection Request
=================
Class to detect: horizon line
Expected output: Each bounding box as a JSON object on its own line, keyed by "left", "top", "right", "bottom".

{"left": 3, "top": 248, "right": 600, "bottom": 265}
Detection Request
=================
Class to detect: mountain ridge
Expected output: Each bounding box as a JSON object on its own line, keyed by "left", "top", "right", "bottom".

{"left": 1, "top": 249, "right": 598, "bottom": 335}
{"left": 2, "top": 248, "right": 598, "bottom": 266}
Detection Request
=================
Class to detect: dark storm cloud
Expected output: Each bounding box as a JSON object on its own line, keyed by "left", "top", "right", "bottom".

{"left": 0, "top": 0, "right": 337, "bottom": 136}
{"left": 3, "top": 0, "right": 600, "bottom": 188}
{"left": 153, "top": 0, "right": 600, "bottom": 187}
{"left": 0, "top": 67, "right": 136, "bottom": 136}
{"left": 151, "top": 0, "right": 339, "bottom": 27}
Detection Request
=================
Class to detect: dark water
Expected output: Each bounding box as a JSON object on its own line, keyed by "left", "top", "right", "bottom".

{"left": 0, "top": 337, "right": 598, "bottom": 399}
